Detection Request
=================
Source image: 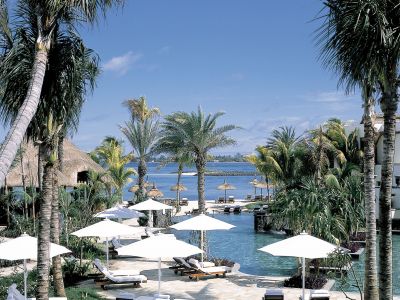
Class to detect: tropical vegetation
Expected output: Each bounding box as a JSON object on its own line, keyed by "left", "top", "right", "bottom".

{"left": 317, "top": 1, "right": 400, "bottom": 298}
{"left": 158, "top": 107, "right": 237, "bottom": 213}
{"left": 121, "top": 97, "right": 160, "bottom": 202}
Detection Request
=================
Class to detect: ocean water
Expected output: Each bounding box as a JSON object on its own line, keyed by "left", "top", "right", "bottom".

{"left": 123, "top": 162, "right": 263, "bottom": 201}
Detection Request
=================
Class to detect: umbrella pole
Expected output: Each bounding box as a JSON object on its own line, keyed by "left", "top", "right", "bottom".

{"left": 261, "top": 188, "right": 263, "bottom": 200}
{"left": 201, "top": 230, "right": 204, "bottom": 262}
{"left": 225, "top": 189, "right": 227, "bottom": 203}
{"left": 158, "top": 257, "right": 161, "bottom": 296}
{"left": 302, "top": 257, "right": 305, "bottom": 300}
{"left": 24, "top": 259, "right": 27, "bottom": 300}
{"left": 106, "top": 237, "right": 109, "bottom": 268}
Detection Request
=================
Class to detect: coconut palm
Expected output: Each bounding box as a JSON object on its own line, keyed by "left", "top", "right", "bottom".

{"left": 93, "top": 137, "right": 136, "bottom": 203}
{"left": 317, "top": 1, "right": 400, "bottom": 297}
{"left": 161, "top": 107, "right": 237, "bottom": 213}
{"left": 124, "top": 96, "right": 160, "bottom": 123}
{"left": 0, "top": 0, "right": 121, "bottom": 187}
{"left": 121, "top": 98, "right": 159, "bottom": 202}
{"left": 120, "top": 118, "right": 159, "bottom": 202}
{"left": 155, "top": 132, "right": 193, "bottom": 210}
{"left": 0, "top": 8, "right": 99, "bottom": 297}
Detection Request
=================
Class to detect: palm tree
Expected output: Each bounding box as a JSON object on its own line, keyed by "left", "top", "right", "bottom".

{"left": 0, "top": 0, "right": 121, "bottom": 186}
{"left": 161, "top": 107, "right": 237, "bottom": 213}
{"left": 316, "top": 1, "right": 399, "bottom": 297}
{"left": 155, "top": 133, "right": 193, "bottom": 210}
{"left": 124, "top": 96, "right": 160, "bottom": 123}
{"left": 122, "top": 97, "right": 160, "bottom": 202}
{"left": 0, "top": 9, "right": 99, "bottom": 297}
{"left": 93, "top": 137, "right": 136, "bottom": 203}
{"left": 248, "top": 127, "right": 308, "bottom": 187}
{"left": 121, "top": 117, "right": 159, "bottom": 203}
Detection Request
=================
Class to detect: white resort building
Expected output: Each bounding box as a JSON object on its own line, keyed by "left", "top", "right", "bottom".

{"left": 345, "top": 116, "right": 400, "bottom": 222}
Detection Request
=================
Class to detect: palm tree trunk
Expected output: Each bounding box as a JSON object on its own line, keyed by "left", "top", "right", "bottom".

{"left": 138, "top": 158, "right": 147, "bottom": 202}
{"left": 51, "top": 159, "right": 66, "bottom": 296}
{"left": 36, "top": 143, "right": 54, "bottom": 300}
{"left": 20, "top": 144, "right": 28, "bottom": 219}
{"left": 0, "top": 45, "right": 49, "bottom": 186}
{"left": 58, "top": 135, "right": 64, "bottom": 173}
{"left": 363, "top": 88, "right": 379, "bottom": 300}
{"left": 378, "top": 89, "right": 397, "bottom": 300}
{"left": 196, "top": 156, "right": 206, "bottom": 213}
{"left": 176, "top": 162, "right": 183, "bottom": 210}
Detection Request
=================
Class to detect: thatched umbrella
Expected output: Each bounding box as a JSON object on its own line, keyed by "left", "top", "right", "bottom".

{"left": 147, "top": 183, "right": 164, "bottom": 199}
{"left": 254, "top": 181, "right": 273, "bottom": 200}
{"left": 170, "top": 183, "right": 187, "bottom": 203}
{"left": 129, "top": 185, "right": 140, "bottom": 193}
{"left": 170, "top": 184, "right": 187, "bottom": 192}
{"left": 217, "top": 179, "right": 236, "bottom": 203}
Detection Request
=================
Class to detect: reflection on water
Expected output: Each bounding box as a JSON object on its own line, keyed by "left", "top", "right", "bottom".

{"left": 172, "top": 213, "right": 400, "bottom": 295}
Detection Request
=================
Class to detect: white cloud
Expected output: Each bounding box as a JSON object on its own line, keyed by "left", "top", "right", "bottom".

{"left": 103, "top": 51, "right": 142, "bottom": 75}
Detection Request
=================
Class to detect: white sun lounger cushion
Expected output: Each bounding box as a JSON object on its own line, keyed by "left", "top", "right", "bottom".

{"left": 94, "top": 259, "right": 140, "bottom": 276}
{"left": 188, "top": 258, "right": 215, "bottom": 268}
{"left": 103, "top": 270, "right": 147, "bottom": 283}
{"left": 311, "top": 290, "right": 330, "bottom": 295}
{"left": 189, "top": 258, "right": 229, "bottom": 273}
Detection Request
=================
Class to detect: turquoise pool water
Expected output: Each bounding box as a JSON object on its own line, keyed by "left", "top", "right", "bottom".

{"left": 172, "top": 213, "right": 400, "bottom": 294}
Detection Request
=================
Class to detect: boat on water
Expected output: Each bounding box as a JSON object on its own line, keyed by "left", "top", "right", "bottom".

{"left": 181, "top": 172, "right": 197, "bottom": 176}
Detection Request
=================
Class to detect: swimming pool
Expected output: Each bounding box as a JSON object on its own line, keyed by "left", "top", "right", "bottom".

{"left": 171, "top": 213, "right": 400, "bottom": 294}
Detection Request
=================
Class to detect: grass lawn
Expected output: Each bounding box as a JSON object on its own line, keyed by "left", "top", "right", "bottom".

{"left": 66, "top": 286, "right": 107, "bottom": 300}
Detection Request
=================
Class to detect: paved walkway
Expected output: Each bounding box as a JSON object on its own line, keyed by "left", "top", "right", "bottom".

{"left": 82, "top": 257, "right": 368, "bottom": 300}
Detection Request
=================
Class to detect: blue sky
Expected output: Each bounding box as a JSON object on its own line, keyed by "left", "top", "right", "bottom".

{"left": 13, "top": 0, "right": 367, "bottom": 154}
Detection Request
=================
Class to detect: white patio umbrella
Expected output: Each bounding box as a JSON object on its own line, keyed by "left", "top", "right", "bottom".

{"left": 0, "top": 233, "right": 70, "bottom": 299}
{"left": 94, "top": 205, "right": 144, "bottom": 219}
{"left": 258, "top": 232, "right": 339, "bottom": 300}
{"left": 170, "top": 213, "right": 235, "bottom": 262}
{"left": 129, "top": 198, "right": 173, "bottom": 227}
{"left": 71, "top": 219, "right": 146, "bottom": 267}
{"left": 117, "top": 235, "right": 202, "bottom": 296}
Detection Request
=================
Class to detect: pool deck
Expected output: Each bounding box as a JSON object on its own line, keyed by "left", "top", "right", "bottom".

{"left": 82, "top": 257, "right": 379, "bottom": 300}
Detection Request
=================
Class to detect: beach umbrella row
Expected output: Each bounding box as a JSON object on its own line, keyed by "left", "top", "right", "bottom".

{"left": 0, "top": 234, "right": 70, "bottom": 299}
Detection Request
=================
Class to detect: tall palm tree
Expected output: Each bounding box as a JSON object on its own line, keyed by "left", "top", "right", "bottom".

{"left": 120, "top": 118, "right": 159, "bottom": 202}
{"left": 160, "top": 107, "right": 237, "bottom": 213}
{"left": 155, "top": 132, "right": 193, "bottom": 210}
{"left": 124, "top": 96, "right": 160, "bottom": 123}
{"left": 122, "top": 97, "right": 160, "bottom": 202}
{"left": 0, "top": 0, "right": 121, "bottom": 186}
{"left": 0, "top": 9, "right": 99, "bottom": 297}
{"left": 317, "top": 1, "right": 400, "bottom": 297}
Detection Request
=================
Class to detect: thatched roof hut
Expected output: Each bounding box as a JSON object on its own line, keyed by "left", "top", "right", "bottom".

{"left": 5, "top": 139, "right": 105, "bottom": 188}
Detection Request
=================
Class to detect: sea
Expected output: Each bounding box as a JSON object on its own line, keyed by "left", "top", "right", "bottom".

{"left": 123, "top": 161, "right": 262, "bottom": 201}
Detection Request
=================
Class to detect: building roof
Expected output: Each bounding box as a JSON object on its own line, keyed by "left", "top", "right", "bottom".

{"left": 5, "top": 139, "right": 105, "bottom": 188}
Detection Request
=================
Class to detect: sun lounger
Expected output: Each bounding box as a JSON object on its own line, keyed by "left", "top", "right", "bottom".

{"left": 228, "top": 196, "right": 235, "bottom": 203}
{"left": 263, "top": 289, "right": 284, "bottom": 300}
{"left": 187, "top": 258, "right": 230, "bottom": 280}
{"left": 7, "top": 284, "right": 68, "bottom": 300}
{"left": 95, "top": 268, "right": 147, "bottom": 289}
{"left": 93, "top": 258, "right": 141, "bottom": 277}
{"left": 245, "top": 194, "right": 252, "bottom": 201}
